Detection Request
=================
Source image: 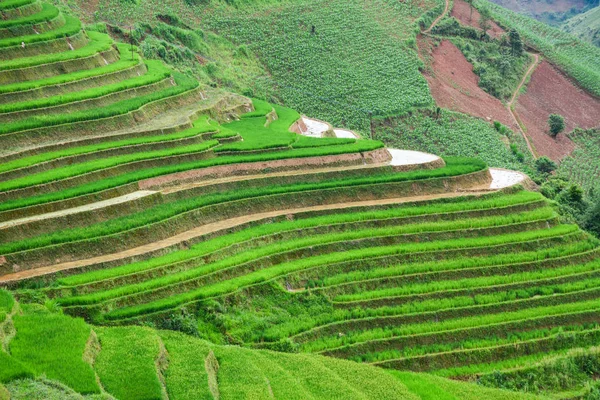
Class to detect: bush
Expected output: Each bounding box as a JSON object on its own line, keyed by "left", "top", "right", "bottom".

{"left": 535, "top": 156, "right": 558, "bottom": 174}
{"left": 548, "top": 114, "right": 565, "bottom": 136}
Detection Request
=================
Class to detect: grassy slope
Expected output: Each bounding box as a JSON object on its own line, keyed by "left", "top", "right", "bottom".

{"left": 0, "top": 291, "right": 545, "bottom": 400}
{"left": 562, "top": 5, "right": 600, "bottom": 47}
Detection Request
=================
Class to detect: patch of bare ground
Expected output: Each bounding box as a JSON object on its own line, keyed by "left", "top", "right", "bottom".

{"left": 451, "top": 0, "right": 505, "bottom": 39}
{"left": 419, "top": 38, "right": 517, "bottom": 130}
{"left": 515, "top": 61, "right": 600, "bottom": 161}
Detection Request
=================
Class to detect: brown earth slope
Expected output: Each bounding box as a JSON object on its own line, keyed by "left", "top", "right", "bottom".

{"left": 451, "top": 0, "right": 505, "bottom": 38}
{"left": 419, "top": 38, "right": 518, "bottom": 130}
{"left": 515, "top": 61, "right": 600, "bottom": 160}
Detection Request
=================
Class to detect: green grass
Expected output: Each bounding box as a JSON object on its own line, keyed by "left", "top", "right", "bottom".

{"left": 0, "top": 43, "right": 139, "bottom": 95}
{"left": 0, "top": 60, "right": 170, "bottom": 114}
{"left": 56, "top": 191, "right": 543, "bottom": 287}
{"left": 390, "top": 371, "right": 544, "bottom": 400}
{"left": 0, "top": 3, "right": 58, "bottom": 29}
{"left": 306, "top": 295, "right": 600, "bottom": 353}
{"left": 0, "top": 139, "right": 218, "bottom": 192}
{"left": 205, "top": 0, "right": 436, "bottom": 132}
{"left": 0, "top": 0, "right": 35, "bottom": 11}
{"left": 0, "top": 290, "right": 14, "bottom": 313}
{"left": 58, "top": 208, "right": 555, "bottom": 308}
{"left": 158, "top": 331, "right": 215, "bottom": 400}
{"left": 9, "top": 306, "right": 99, "bottom": 394}
{"left": 0, "top": 72, "right": 198, "bottom": 135}
{"left": 94, "top": 326, "right": 164, "bottom": 400}
{"left": 0, "top": 15, "right": 80, "bottom": 48}
{"left": 214, "top": 104, "right": 301, "bottom": 152}
{"left": 476, "top": 0, "right": 600, "bottom": 97}
{"left": 281, "top": 269, "right": 600, "bottom": 343}
{"left": 1, "top": 158, "right": 484, "bottom": 254}
{"left": 0, "top": 30, "right": 112, "bottom": 71}
{"left": 333, "top": 248, "right": 595, "bottom": 302}
{"left": 99, "top": 224, "right": 576, "bottom": 320}
{"left": 0, "top": 140, "right": 383, "bottom": 212}
{"left": 374, "top": 109, "right": 534, "bottom": 173}
{"left": 0, "top": 353, "right": 34, "bottom": 384}
{"left": 0, "top": 116, "right": 218, "bottom": 175}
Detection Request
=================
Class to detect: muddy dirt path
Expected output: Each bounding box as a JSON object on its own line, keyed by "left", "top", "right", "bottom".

{"left": 425, "top": 0, "right": 450, "bottom": 33}
{"left": 507, "top": 53, "right": 540, "bottom": 159}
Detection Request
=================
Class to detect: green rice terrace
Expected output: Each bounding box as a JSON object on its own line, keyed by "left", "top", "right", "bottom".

{"left": 0, "top": 0, "right": 600, "bottom": 399}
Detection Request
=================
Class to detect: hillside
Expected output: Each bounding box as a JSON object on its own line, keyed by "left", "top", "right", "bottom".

{"left": 1, "top": 291, "right": 548, "bottom": 400}
{"left": 489, "top": 0, "right": 597, "bottom": 26}
{"left": 1, "top": 0, "right": 600, "bottom": 399}
{"left": 562, "top": 5, "right": 600, "bottom": 46}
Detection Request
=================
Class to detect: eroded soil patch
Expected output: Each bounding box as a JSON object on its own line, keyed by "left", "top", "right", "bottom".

{"left": 515, "top": 61, "right": 600, "bottom": 161}
{"left": 419, "top": 38, "right": 517, "bottom": 130}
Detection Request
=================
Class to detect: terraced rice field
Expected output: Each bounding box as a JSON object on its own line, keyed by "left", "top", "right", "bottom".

{"left": 0, "top": 3, "right": 596, "bottom": 399}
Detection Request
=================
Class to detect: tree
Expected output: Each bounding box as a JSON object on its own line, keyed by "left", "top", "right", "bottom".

{"left": 548, "top": 114, "right": 565, "bottom": 136}
{"left": 584, "top": 197, "right": 600, "bottom": 237}
{"left": 466, "top": 0, "right": 474, "bottom": 21}
{"left": 508, "top": 29, "right": 523, "bottom": 56}
{"left": 535, "top": 156, "right": 557, "bottom": 174}
{"left": 479, "top": 7, "right": 491, "bottom": 36}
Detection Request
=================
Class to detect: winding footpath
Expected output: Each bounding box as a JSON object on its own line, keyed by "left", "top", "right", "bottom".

{"left": 424, "top": 0, "right": 450, "bottom": 33}
{"left": 507, "top": 53, "right": 540, "bottom": 159}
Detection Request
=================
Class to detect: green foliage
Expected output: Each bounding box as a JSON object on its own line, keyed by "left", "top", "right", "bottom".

{"left": 0, "top": 31, "right": 113, "bottom": 71}
{"left": 0, "top": 140, "right": 218, "bottom": 192}
{"left": 0, "top": 43, "right": 139, "bottom": 95}
{"left": 10, "top": 307, "right": 100, "bottom": 394}
{"left": 0, "top": 16, "right": 81, "bottom": 48}
{"left": 4, "top": 158, "right": 482, "bottom": 256}
{"left": 558, "top": 128, "right": 600, "bottom": 195}
{"left": 548, "top": 114, "right": 565, "bottom": 136}
{"left": 95, "top": 326, "right": 164, "bottom": 400}
{"left": 0, "top": 72, "right": 198, "bottom": 135}
{"left": 0, "top": 3, "right": 59, "bottom": 29}
{"left": 0, "top": 0, "right": 35, "bottom": 11}
{"left": 373, "top": 109, "right": 533, "bottom": 171}
{"left": 476, "top": 0, "right": 600, "bottom": 97}
{"left": 0, "top": 116, "right": 218, "bottom": 175}
{"left": 205, "top": 0, "right": 435, "bottom": 132}
{"left": 0, "top": 60, "right": 170, "bottom": 114}
{"left": 479, "top": 348, "right": 600, "bottom": 394}
{"left": 0, "top": 354, "right": 34, "bottom": 384}
{"left": 453, "top": 38, "right": 531, "bottom": 101}
{"left": 535, "top": 156, "right": 557, "bottom": 174}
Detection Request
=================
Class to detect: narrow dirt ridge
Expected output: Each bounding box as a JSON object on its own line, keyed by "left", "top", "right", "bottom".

{"left": 507, "top": 53, "right": 540, "bottom": 159}
{"left": 425, "top": 0, "right": 450, "bottom": 33}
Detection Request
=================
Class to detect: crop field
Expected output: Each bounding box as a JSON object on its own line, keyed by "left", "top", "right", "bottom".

{"left": 1, "top": 2, "right": 599, "bottom": 399}
{"left": 558, "top": 128, "right": 600, "bottom": 194}
{"left": 204, "top": 0, "right": 437, "bottom": 132}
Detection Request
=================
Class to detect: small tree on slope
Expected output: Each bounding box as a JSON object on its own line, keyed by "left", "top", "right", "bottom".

{"left": 548, "top": 114, "right": 565, "bottom": 137}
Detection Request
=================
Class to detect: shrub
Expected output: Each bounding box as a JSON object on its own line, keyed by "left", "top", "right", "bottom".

{"left": 549, "top": 114, "right": 566, "bottom": 136}
{"left": 535, "top": 156, "right": 558, "bottom": 174}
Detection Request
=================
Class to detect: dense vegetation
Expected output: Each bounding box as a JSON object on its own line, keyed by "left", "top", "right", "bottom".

{"left": 1, "top": 0, "right": 600, "bottom": 399}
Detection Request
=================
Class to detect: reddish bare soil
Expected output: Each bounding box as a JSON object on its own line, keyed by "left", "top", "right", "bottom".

{"left": 515, "top": 61, "right": 600, "bottom": 160}
{"left": 419, "top": 38, "right": 518, "bottom": 130}
{"left": 451, "top": 0, "right": 505, "bottom": 39}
